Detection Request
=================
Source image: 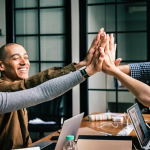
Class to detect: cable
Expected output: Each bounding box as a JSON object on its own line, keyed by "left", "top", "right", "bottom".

{"left": 97, "top": 120, "right": 131, "bottom": 133}
{"left": 124, "top": 112, "right": 132, "bottom": 129}
{"left": 132, "top": 143, "right": 138, "bottom": 150}
{"left": 100, "top": 122, "right": 119, "bottom": 128}
{"left": 97, "top": 122, "right": 119, "bottom": 133}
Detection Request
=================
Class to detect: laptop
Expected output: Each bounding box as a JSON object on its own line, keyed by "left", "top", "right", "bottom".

{"left": 30, "top": 112, "right": 84, "bottom": 150}
{"left": 127, "top": 103, "right": 150, "bottom": 149}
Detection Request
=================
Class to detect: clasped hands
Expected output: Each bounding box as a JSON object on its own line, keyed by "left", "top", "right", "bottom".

{"left": 84, "top": 28, "right": 122, "bottom": 77}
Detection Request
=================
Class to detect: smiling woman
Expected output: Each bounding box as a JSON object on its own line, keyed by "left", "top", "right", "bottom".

{"left": 0, "top": 43, "right": 30, "bottom": 82}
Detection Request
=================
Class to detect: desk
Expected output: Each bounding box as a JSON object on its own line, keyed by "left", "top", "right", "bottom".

{"left": 29, "top": 113, "right": 150, "bottom": 149}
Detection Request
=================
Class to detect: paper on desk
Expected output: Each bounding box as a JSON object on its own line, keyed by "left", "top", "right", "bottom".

{"left": 13, "top": 147, "right": 40, "bottom": 150}
{"left": 28, "top": 118, "right": 56, "bottom": 124}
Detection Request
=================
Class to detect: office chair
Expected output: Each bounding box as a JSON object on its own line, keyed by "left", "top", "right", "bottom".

{"left": 28, "top": 96, "right": 64, "bottom": 139}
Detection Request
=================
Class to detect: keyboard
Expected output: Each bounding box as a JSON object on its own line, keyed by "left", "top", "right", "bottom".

{"left": 42, "top": 142, "right": 56, "bottom": 150}
{"left": 30, "top": 141, "right": 56, "bottom": 150}
{"left": 143, "top": 137, "right": 150, "bottom": 147}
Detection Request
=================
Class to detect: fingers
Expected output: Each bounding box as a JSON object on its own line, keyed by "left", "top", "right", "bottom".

{"left": 98, "top": 28, "right": 104, "bottom": 37}
{"left": 93, "top": 48, "right": 100, "bottom": 63}
{"left": 90, "top": 47, "right": 103, "bottom": 72}
{"left": 85, "top": 48, "right": 102, "bottom": 76}
{"left": 115, "top": 58, "right": 122, "bottom": 67}
{"left": 82, "top": 28, "right": 104, "bottom": 66}
{"left": 109, "top": 34, "right": 116, "bottom": 61}
{"left": 114, "top": 44, "right": 117, "bottom": 52}
{"left": 99, "top": 47, "right": 104, "bottom": 59}
{"left": 89, "top": 28, "right": 104, "bottom": 51}
{"left": 95, "top": 47, "right": 105, "bottom": 72}
{"left": 99, "top": 47, "right": 105, "bottom": 67}
{"left": 109, "top": 33, "right": 114, "bottom": 50}
{"left": 99, "top": 32, "right": 107, "bottom": 48}
{"left": 104, "top": 34, "right": 110, "bottom": 55}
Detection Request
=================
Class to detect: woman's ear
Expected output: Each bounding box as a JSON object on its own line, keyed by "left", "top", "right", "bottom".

{"left": 0, "top": 61, "right": 5, "bottom": 71}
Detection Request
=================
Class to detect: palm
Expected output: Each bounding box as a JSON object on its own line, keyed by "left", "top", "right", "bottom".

{"left": 83, "top": 28, "right": 104, "bottom": 66}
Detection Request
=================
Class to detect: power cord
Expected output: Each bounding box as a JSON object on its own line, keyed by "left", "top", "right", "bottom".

{"left": 97, "top": 122, "right": 119, "bottom": 133}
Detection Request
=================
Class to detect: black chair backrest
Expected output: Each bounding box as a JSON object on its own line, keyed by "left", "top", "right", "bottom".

{"left": 28, "top": 96, "right": 63, "bottom": 121}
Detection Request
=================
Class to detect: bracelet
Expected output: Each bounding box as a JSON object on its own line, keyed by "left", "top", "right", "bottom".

{"left": 80, "top": 69, "right": 89, "bottom": 79}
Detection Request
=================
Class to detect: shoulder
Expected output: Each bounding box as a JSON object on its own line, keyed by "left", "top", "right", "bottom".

{"left": 0, "top": 77, "right": 12, "bottom": 91}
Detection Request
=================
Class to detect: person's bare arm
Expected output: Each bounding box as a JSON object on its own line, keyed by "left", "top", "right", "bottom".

{"left": 117, "top": 65, "right": 131, "bottom": 76}
{"left": 102, "top": 44, "right": 150, "bottom": 107}
{"left": 111, "top": 68, "right": 150, "bottom": 107}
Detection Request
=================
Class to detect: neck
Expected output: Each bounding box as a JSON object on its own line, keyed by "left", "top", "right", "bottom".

{"left": 1, "top": 72, "right": 14, "bottom": 82}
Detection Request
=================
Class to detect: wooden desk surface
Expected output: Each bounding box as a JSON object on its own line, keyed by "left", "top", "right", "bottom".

{"left": 29, "top": 113, "right": 150, "bottom": 148}
{"left": 81, "top": 113, "right": 150, "bottom": 136}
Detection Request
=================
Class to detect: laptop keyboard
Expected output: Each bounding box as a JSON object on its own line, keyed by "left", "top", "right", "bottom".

{"left": 42, "top": 142, "right": 56, "bottom": 150}
{"left": 143, "top": 137, "right": 150, "bottom": 146}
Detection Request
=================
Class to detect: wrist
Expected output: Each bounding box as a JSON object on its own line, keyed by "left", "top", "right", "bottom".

{"left": 85, "top": 67, "right": 96, "bottom": 77}
{"left": 111, "top": 67, "right": 122, "bottom": 76}
{"left": 80, "top": 69, "right": 89, "bottom": 79}
{"left": 117, "top": 65, "right": 131, "bottom": 75}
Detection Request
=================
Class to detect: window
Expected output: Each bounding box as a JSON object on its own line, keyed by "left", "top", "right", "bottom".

{"left": 80, "top": 0, "right": 149, "bottom": 114}
{"left": 6, "top": 0, "right": 72, "bottom": 117}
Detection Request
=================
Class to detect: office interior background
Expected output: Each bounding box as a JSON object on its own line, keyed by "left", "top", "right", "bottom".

{"left": 0, "top": 0, "right": 149, "bottom": 121}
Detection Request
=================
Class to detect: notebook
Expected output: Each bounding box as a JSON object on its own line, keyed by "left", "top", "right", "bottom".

{"left": 30, "top": 112, "right": 84, "bottom": 150}
{"left": 127, "top": 103, "right": 150, "bottom": 150}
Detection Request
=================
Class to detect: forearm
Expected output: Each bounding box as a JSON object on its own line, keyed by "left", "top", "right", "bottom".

{"left": 0, "top": 71, "right": 84, "bottom": 114}
{"left": 112, "top": 69, "right": 150, "bottom": 107}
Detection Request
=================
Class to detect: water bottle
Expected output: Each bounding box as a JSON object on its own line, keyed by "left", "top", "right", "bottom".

{"left": 63, "top": 135, "right": 78, "bottom": 150}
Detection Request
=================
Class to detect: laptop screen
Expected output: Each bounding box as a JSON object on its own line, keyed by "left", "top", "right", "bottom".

{"left": 127, "top": 103, "right": 149, "bottom": 145}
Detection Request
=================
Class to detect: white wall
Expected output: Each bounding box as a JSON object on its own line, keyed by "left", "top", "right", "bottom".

{"left": 0, "top": 0, "right": 6, "bottom": 47}
{"left": 71, "top": 0, "right": 80, "bottom": 116}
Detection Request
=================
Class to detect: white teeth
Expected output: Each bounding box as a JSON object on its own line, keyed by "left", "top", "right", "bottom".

{"left": 19, "top": 68, "right": 27, "bottom": 71}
